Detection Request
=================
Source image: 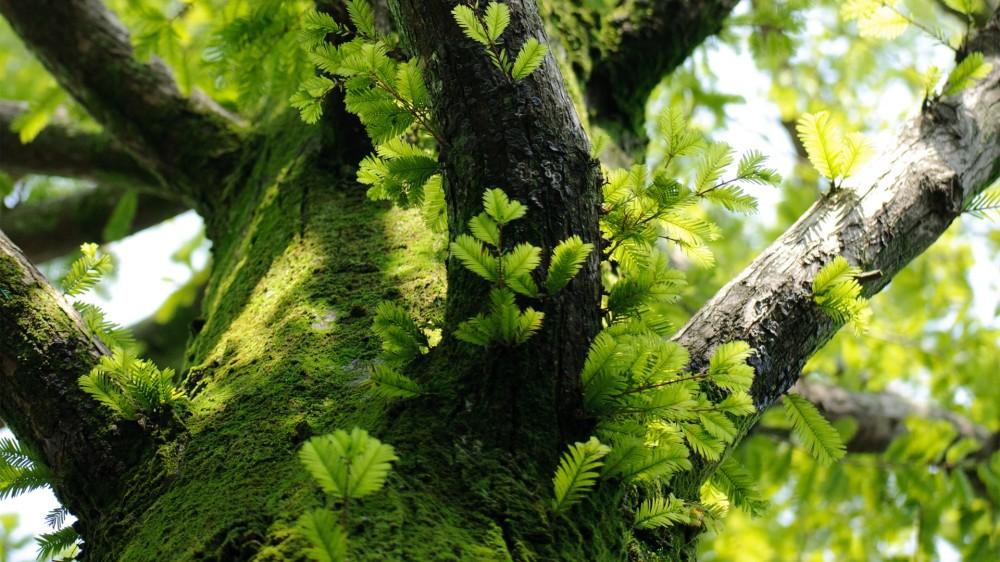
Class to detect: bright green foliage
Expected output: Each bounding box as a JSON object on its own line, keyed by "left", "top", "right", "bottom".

{"left": 35, "top": 526, "right": 80, "bottom": 561}
{"left": 707, "top": 342, "right": 755, "bottom": 393}
{"left": 781, "top": 393, "right": 846, "bottom": 465}
{"left": 78, "top": 348, "right": 188, "bottom": 421}
{"left": 550, "top": 437, "right": 610, "bottom": 514}
{"left": 812, "top": 256, "right": 871, "bottom": 331}
{"left": 296, "top": 428, "right": 397, "bottom": 561}
{"left": 372, "top": 301, "right": 428, "bottom": 366}
{"left": 369, "top": 364, "right": 424, "bottom": 399}
{"left": 795, "top": 111, "right": 872, "bottom": 186}
{"left": 710, "top": 457, "right": 767, "bottom": 515}
{"left": 451, "top": 189, "right": 592, "bottom": 346}
{"left": 633, "top": 495, "right": 690, "bottom": 529}
{"left": 546, "top": 236, "right": 594, "bottom": 293}
{"left": 943, "top": 51, "right": 994, "bottom": 96}
{"left": 346, "top": 0, "right": 375, "bottom": 38}
{"left": 963, "top": 179, "right": 1000, "bottom": 220}
{"left": 74, "top": 301, "right": 136, "bottom": 351}
{"left": 60, "top": 242, "right": 112, "bottom": 297}
{"left": 454, "top": 288, "right": 544, "bottom": 346}
{"left": 451, "top": 2, "right": 549, "bottom": 81}
{"left": 295, "top": 509, "right": 348, "bottom": 562}
{"left": 299, "top": 427, "right": 398, "bottom": 501}
{"left": 0, "top": 438, "right": 50, "bottom": 500}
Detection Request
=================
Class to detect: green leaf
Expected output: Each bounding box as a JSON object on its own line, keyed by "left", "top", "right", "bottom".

{"left": 546, "top": 236, "right": 594, "bottom": 293}
{"left": 370, "top": 364, "right": 423, "bottom": 399}
{"left": 782, "top": 393, "right": 846, "bottom": 465}
{"left": 943, "top": 52, "right": 994, "bottom": 96}
{"left": 695, "top": 142, "right": 734, "bottom": 193}
{"left": 501, "top": 243, "right": 542, "bottom": 280}
{"left": 682, "top": 424, "right": 725, "bottom": 461}
{"left": 74, "top": 301, "right": 136, "bottom": 351}
{"left": 300, "top": 10, "right": 343, "bottom": 48}
{"left": 468, "top": 213, "right": 500, "bottom": 247}
{"left": 613, "top": 443, "right": 692, "bottom": 483}
{"left": 812, "top": 256, "right": 869, "bottom": 327}
{"left": 840, "top": 132, "right": 873, "bottom": 178}
{"left": 61, "top": 242, "right": 113, "bottom": 297}
{"left": 484, "top": 2, "right": 511, "bottom": 42}
{"left": 450, "top": 234, "right": 499, "bottom": 282}
{"left": 346, "top": 0, "right": 376, "bottom": 38}
{"left": 35, "top": 526, "right": 79, "bottom": 561}
{"left": 633, "top": 495, "right": 690, "bottom": 529}
{"left": 452, "top": 5, "right": 490, "bottom": 45}
{"left": 295, "top": 509, "right": 348, "bottom": 562}
{"left": 658, "top": 106, "right": 702, "bottom": 158}
{"left": 299, "top": 427, "right": 398, "bottom": 500}
{"left": 796, "top": 111, "right": 844, "bottom": 180}
{"left": 482, "top": 188, "right": 527, "bottom": 225}
{"left": 372, "top": 301, "right": 425, "bottom": 365}
{"left": 420, "top": 175, "right": 448, "bottom": 232}
{"left": 857, "top": 6, "right": 909, "bottom": 39}
{"left": 395, "top": 59, "right": 429, "bottom": 108}
{"left": 707, "top": 341, "right": 755, "bottom": 393}
{"left": 711, "top": 457, "right": 768, "bottom": 515}
{"left": 10, "top": 87, "right": 63, "bottom": 143}
{"left": 102, "top": 189, "right": 139, "bottom": 242}
{"left": 511, "top": 38, "right": 548, "bottom": 80}
{"left": 551, "top": 437, "right": 610, "bottom": 513}
{"left": 963, "top": 179, "right": 1000, "bottom": 220}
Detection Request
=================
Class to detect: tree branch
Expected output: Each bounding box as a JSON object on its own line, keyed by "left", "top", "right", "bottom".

{"left": 0, "top": 184, "right": 188, "bottom": 262}
{"left": 670, "top": 10, "right": 1000, "bottom": 485}
{"left": 0, "top": 0, "right": 243, "bottom": 208}
{"left": 546, "top": 0, "right": 739, "bottom": 129}
{"left": 791, "top": 379, "right": 996, "bottom": 456}
{"left": 0, "top": 101, "right": 157, "bottom": 188}
{"left": 0, "top": 229, "right": 151, "bottom": 524}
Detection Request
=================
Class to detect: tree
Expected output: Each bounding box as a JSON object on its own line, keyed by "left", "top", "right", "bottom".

{"left": 0, "top": 0, "right": 997, "bottom": 560}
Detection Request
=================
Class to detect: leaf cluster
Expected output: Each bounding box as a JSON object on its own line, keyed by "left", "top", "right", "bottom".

{"left": 452, "top": 2, "right": 548, "bottom": 81}
{"left": 367, "top": 301, "right": 429, "bottom": 399}
{"left": 451, "top": 189, "right": 593, "bottom": 347}
{"left": 296, "top": 427, "right": 398, "bottom": 562}
{"left": 812, "top": 255, "right": 871, "bottom": 332}
{"left": 795, "top": 111, "right": 872, "bottom": 187}
{"left": 78, "top": 348, "right": 188, "bottom": 422}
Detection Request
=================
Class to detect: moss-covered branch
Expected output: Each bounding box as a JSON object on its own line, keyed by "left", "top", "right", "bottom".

{"left": 0, "top": 183, "right": 187, "bottom": 262}
{"left": 0, "top": 0, "right": 243, "bottom": 209}
{"left": 0, "top": 229, "right": 153, "bottom": 525}
{"left": 0, "top": 100, "right": 158, "bottom": 189}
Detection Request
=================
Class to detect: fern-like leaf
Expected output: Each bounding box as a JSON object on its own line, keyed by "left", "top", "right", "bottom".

{"left": 451, "top": 234, "right": 499, "bottom": 282}
{"left": 370, "top": 364, "right": 423, "bottom": 399}
{"left": 546, "top": 236, "right": 593, "bottom": 293}
{"left": 299, "top": 427, "right": 398, "bottom": 500}
{"left": 35, "top": 526, "right": 79, "bottom": 561}
{"left": 711, "top": 457, "right": 768, "bottom": 515}
{"left": 452, "top": 5, "right": 490, "bottom": 45}
{"left": 346, "top": 0, "right": 376, "bottom": 38}
{"left": 964, "top": 180, "right": 1000, "bottom": 220}
{"left": 633, "top": 495, "right": 690, "bottom": 529}
{"left": 483, "top": 2, "right": 510, "bottom": 42}
{"left": 707, "top": 341, "right": 755, "bottom": 393}
{"left": 501, "top": 243, "right": 542, "bottom": 281}
{"left": 482, "top": 188, "right": 527, "bottom": 224}
{"left": 943, "top": 51, "right": 994, "bottom": 96}
{"left": 61, "top": 243, "right": 112, "bottom": 297}
{"left": 551, "top": 437, "right": 610, "bottom": 513}
{"left": 782, "top": 393, "right": 846, "bottom": 465}
{"left": 296, "top": 509, "right": 348, "bottom": 562}
{"left": 511, "top": 38, "right": 547, "bottom": 80}
{"left": 796, "top": 111, "right": 843, "bottom": 180}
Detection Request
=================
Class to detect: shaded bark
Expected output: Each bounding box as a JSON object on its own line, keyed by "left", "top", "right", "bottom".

{"left": 0, "top": 101, "right": 158, "bottom": 189}
{"left": 389, "top": 0, "right": 603, "bottom": 445}
{"left": 0, "top": 184, "right": 187, "bottom": 262}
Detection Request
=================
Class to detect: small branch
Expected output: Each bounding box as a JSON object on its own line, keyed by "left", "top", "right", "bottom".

{"left": 0, "top": 229, "right": 153, "bottom": 524}
{"left": 0, "top": 0, "right": 243, "bottom": 208}
{"left": 0, "top": 184, "right": 188, "bottom": 263}
{"left": 0, "top": 101, "right": 158, "bottom": 189}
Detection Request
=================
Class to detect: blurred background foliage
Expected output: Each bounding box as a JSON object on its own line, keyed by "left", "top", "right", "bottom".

{"left": 0, "top": 0, "right": 997, "bottom": 560}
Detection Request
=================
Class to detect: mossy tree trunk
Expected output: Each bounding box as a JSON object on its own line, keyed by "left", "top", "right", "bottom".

{"left": 1, "top": 1, "right": 999, "bottom": 561}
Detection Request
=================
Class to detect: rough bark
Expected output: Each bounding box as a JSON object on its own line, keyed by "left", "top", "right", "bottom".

{"left": 0, "top": 0, "right": 242, "bottom": 209}
{"left": 0, "top": 184, "right": 187, "bottom": 262}
{"left": 388, "top": 0, "right": 603, "bottom": 445}
{"left": 0, "top": 101, "right": 158, "bottom": 189}
{"left": 0, "top": 230, "right": 151, "bottom": 527}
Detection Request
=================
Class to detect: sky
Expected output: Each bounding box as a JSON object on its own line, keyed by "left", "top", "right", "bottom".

{"left": 0, "top": 7, "right": 994, "bottom": 561}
